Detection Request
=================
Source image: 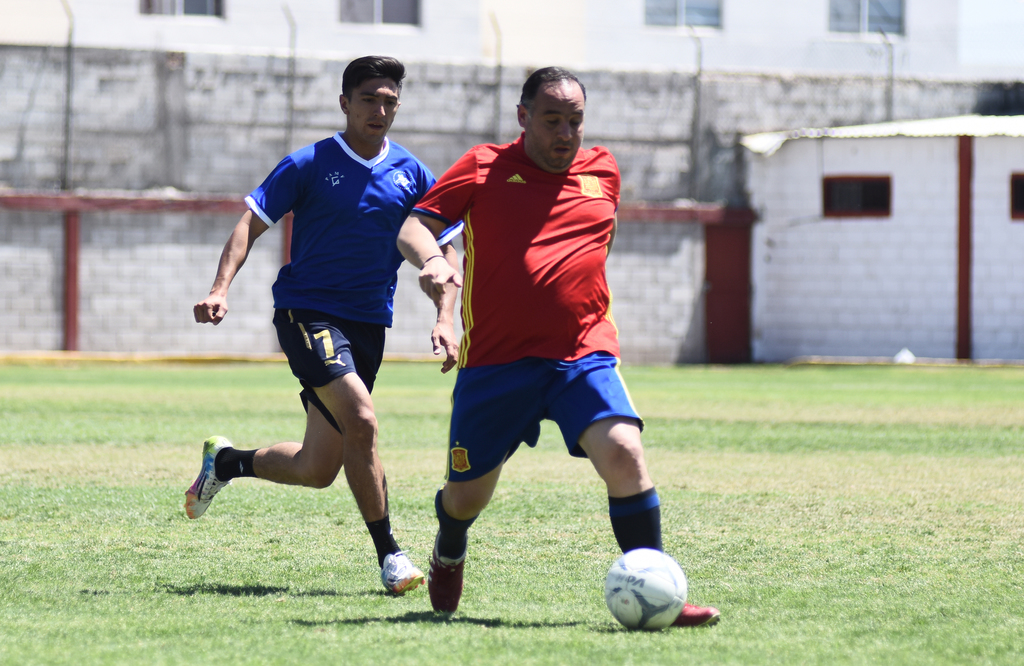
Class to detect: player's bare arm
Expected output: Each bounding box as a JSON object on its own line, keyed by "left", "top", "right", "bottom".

{"left": 397, "top": 213, "right": 463, "bottom": 308}
{"left": 193, "top": 208, "right": 269, "bottom": 325}
{"left": 431, "top": 242, "right": 461, "bottom": 373}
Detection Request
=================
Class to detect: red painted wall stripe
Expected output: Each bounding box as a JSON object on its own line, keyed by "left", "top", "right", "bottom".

{"left": 957, "top": 135, "right": 972, "bottom": 361}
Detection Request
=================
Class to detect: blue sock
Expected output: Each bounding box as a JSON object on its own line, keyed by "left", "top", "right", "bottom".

{"left": 609, "top": 488, "right": 663, "bottom": 552}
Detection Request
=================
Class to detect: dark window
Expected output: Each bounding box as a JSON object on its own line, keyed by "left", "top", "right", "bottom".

{"left": 823, "top": 176, "right": 892, "bottom": 217}
{"left": 1012, "top": 174, "right": 1024, "bottom": 220}
{"left": 830, "top": 0, "right": 903, "bottom": 35}
{"left": 646, "top": 0, "right": 722, "bottom": 28}
{"left": 141, "top": 0, "right": 223, "bottom": 16}
{"left": 341, "top": 0, "right": 419, "bottom": 25}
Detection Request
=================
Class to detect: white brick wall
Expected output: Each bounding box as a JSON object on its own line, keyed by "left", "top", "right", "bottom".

{"left": 749, "top": 136, "right": 960, "bottom": 362}
{"left": 971, "top": 136, "right": 1024, "bottom": 360}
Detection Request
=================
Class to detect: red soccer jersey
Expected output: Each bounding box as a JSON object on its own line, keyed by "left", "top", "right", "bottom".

{"left": 412, "top": 135, "right": 621, "bottom": 368}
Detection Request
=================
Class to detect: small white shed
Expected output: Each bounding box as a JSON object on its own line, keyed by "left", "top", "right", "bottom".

{"left": 742, "top": 115, "right": 1024, "bottom": 363}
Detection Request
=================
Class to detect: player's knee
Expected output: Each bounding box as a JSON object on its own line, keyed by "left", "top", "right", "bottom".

{"left": 446, "top": 496, "right": 487, "bottom": 520}
{"left": 344, "top": 410, "right": 378, "bottom": 445}
{"left": 443, "top": 481, "right": 495, "bottom": 519}
{"left": 305, "top": 465, "right": 340, "bottom": 489}
{"left": 602, "top": 439, "right": 647, "bottom": 475}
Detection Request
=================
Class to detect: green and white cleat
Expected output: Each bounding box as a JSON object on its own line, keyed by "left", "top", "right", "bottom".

{"left": 184, "top": 436, "right": 232, "bottom": 519}
{"left": 381, "top": 551, "right": 425, "bottom": 595}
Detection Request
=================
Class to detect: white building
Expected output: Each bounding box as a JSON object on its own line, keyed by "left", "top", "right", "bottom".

{"left": 4, "top": 0, "right": 1024, "bottom": 78}
{"left": 743, "top": 115, "right": 1024, "bottom": 362}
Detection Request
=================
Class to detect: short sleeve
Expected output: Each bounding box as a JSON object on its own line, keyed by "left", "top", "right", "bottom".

{"left": 411, "top": 148, "right": 480, "bottom": 229}
{"left": 245, "top": 152, "right": 306, "bottom": 225}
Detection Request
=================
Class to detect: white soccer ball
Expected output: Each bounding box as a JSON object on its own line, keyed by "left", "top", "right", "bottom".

{"left": 604, "top": 548, "right": 687, "bottom": 630}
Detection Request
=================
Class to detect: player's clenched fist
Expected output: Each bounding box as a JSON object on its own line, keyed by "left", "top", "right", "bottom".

{"left": 194, "top": 294, "right": 228, "bottom": 324}
{"left": 418, "top": 257, "right": 462, "bottom": 309}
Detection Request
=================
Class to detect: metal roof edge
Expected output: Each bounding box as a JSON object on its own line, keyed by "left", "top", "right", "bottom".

{"left": 741, "top": 114, "right": 1024, "bottom": 155}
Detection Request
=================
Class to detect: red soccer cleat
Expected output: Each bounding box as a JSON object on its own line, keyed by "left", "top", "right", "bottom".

{"left": 672, "top": 602, "right": 721, "bottom": 627}
{"left": 427, "top": 549, "right": 465, "bottom": 613}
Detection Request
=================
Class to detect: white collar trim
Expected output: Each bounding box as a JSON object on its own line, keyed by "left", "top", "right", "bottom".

{"left": 334, "top": 132, "right": 390, "bottom": 168}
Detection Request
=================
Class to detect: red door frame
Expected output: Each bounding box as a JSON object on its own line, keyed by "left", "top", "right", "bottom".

{"left": 704, "top": 223, "right": 752, "bottom": 363}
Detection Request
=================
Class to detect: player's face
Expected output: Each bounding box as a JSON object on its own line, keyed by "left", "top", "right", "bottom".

{"left": 518, "top": 80, "right": 585, "bottom": 174}
{"left": 339, "top": 77, "right": 402, "bottom": 157}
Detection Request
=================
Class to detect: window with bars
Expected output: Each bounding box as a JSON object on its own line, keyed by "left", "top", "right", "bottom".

{"left": 830, "top": 0, "right": 903, "bottom": 35}
{"left": 340, "top": 0, "right": 419, "bottom": 25}
{"left": 823, "top": 176, "right": 892, "bottom": 217}
{"left": 141, "top": 0, "right": 224, "bottom": 16}
{"left": 645, "top": 0, "right": 722, "bottom": 28}
{"left": 1012, "top": 174, "right": 1024, "bottom": 220}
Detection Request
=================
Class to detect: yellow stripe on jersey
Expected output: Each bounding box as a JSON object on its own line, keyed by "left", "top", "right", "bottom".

{"left": 605, "top": 286, "right": 620, "bottom": 338}
{"left": 604, "top": 238, "right": 619, "bottom": 337}
{"left": 458, "top": 210, "right": 476, "bottom": 369}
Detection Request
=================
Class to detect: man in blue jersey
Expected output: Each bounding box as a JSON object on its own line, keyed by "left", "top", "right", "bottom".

{"left": 187, "top": 55, "right": 461, "bottom": 595}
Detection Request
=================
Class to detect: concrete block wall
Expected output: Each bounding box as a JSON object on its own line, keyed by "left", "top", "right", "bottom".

{"left": 0, "top": 45, "right": 996, "bottom": 203}
{"left": 749, "top": 136, "right": 960, "bottom": 362}
{"left": 0, "top": 210, "right": 64, "bottom": 350}
{"left": 0, "top": 208, "right": 705, "bottom": 365}
{"left": 75, "top": 210, "right": 280, "bottom": 353}
{"left": 606, "top": 221, "right": 706, "bottom": 364}
{"left": 971, "top": 137, "right": 1024, "bottom": 359}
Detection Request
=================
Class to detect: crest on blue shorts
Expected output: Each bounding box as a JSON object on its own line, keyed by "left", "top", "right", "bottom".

{"left": 450, "top": 447, "right": 471, "bottom": 473}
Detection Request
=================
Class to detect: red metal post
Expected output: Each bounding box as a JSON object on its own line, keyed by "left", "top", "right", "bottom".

{"left": 63, "top": 210, "right": 80, "bottom": 351}
{"left": 957, "top": 135, "right": 972, "bottom": 361}
{"left": 282, "top": 211, "right": 294, "bottom": 265}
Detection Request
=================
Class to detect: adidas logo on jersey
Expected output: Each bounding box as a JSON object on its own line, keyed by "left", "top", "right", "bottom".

{"left": 507, "top": 174, "right": 526, "bottom": 184}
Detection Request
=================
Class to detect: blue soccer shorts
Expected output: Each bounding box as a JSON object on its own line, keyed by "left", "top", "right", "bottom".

{"left": 273, "top": 308, "right": 385, "bottom": 433}
{"left": 445, "top": 352, "right": 643, "bottom": 482}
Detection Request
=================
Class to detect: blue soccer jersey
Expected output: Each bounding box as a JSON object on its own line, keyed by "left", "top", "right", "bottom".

{"left": 245, "top": 133, "right": 460, "bottom": 326}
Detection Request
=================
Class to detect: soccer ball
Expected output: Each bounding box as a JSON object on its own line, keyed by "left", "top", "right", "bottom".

{"left": 604, "top": 548, "right": 687, "bottom": 630}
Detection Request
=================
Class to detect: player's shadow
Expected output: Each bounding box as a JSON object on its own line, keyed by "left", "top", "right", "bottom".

{"left": 292, "top": 611, "right": 582, "bottom": 629}
{"left": 157, "top": 583, "right": 344, "bottom": 598}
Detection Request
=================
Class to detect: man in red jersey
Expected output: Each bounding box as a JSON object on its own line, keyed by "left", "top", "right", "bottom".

{"left": 397, "top": 67, "right": 720, "bottom": 627}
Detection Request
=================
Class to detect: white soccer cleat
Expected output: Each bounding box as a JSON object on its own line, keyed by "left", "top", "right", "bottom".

{"left": 184, "top": 436, "right": 232, "bottom": 519}
{"left": 381, "top": 551, "right": 425, "bottom": 595}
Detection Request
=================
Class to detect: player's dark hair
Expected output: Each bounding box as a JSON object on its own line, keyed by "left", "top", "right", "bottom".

{"left": 519, "top": 67, "right": 587, "bottom": 111}
{"left": 342, "top": 55, "right": 406, "bottom": 98}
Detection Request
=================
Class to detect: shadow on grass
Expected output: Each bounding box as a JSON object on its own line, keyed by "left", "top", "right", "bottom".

{"left": 292, "top": 611, "right": 583, "bottom": 629}
{"left": 158, "top": 583, "right": 346, "bottom": 598}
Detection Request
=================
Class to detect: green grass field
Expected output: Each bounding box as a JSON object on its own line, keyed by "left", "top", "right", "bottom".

{"left": 1, "top": 361, "right": 1022, "bottom": 665}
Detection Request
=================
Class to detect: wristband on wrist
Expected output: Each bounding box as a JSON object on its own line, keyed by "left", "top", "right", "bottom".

{"left": 422, "top": 255, "right": 445, "bottom": 267}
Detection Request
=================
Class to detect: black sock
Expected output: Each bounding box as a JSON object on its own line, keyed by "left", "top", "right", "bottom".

{"left": 434, "top": 489, "right": 477, "bottom": 562}
{"left": 214, "top": 448, "right": 257, "bottom": 481}
{"left": 609, "top": 488, "right": 663, "bottom": 553}
{"left": 366, "top": 516, "right": 400, "bottom": 568}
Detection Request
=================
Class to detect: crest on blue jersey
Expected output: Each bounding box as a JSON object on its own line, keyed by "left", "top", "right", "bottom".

{"left": 392, "top": 170, "right": 415, "bottom": 194}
